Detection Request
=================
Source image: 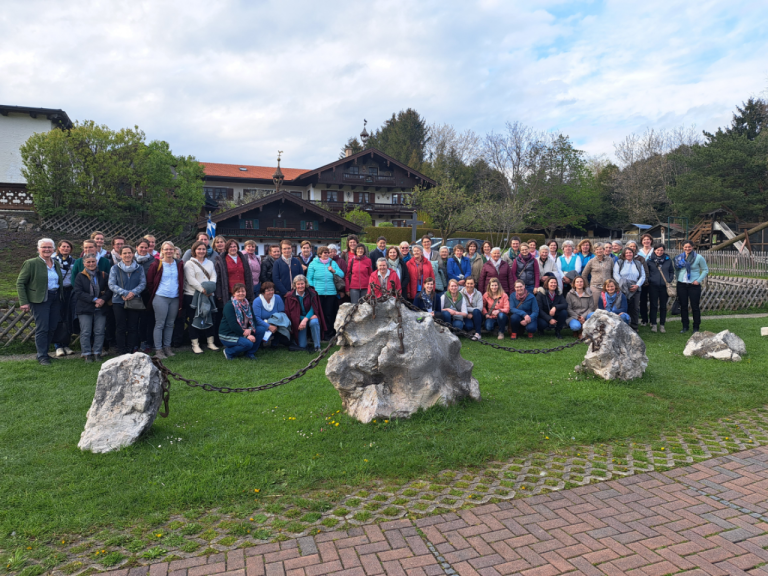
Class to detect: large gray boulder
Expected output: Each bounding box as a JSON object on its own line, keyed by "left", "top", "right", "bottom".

{"left": 326, "top": 298, "right": 480, "bottom": 423}
{"left": 574, "top": 309, "right": 648, "bottom": 381}
{"left": 683, "top": 330, "right": 746, "bottom": 361}
{"left": 78, "top": 353, "right": 163, "bottom": 453}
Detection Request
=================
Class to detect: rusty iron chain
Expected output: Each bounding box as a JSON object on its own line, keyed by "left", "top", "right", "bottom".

{"left": 151, "top": 284, "right": 590, "bottom": 417}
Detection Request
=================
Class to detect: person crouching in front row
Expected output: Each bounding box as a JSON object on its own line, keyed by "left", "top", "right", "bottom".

{"left": 285, "top": 275, "right": 326, "bottom": 353}
{"left": 218, "top": 283, "right": 267, "bottom": 360}
{"left": 508, "top": 280, "right": 538, "bottom": 339}
{"left": 536, "top": 275, "right": 567, "bottom": 339}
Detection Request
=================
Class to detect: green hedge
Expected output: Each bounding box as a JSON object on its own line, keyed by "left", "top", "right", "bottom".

{"left": 363, "top": 226, "right": 545, "bottom": 247}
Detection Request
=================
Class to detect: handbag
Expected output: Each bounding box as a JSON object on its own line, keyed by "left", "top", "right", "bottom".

{"left": 118, "top": 268, "right": 146, "bottom": 311}
{"left": 655, "top": 262, "right": 677, "bottom": 298}
{"left": 670, "top": 299, "right": 681, "bottom": 315}
{"left": 332, "top": 271, "right": 346, "bottom": 292}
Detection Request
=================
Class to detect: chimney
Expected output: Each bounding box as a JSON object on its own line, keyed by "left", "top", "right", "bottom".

{"left": 345, "top": 146, "right": 353, "bottom": 157}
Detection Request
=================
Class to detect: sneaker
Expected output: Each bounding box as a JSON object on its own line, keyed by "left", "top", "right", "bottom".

{"left": 64, "top": 347, "right": 75, "bottom": 355}
{"left": 640, "top": 321, "right": 647, "bottom": 327}
{"left": 472, "top": 333, "right": 481, "bottom": 341}
{"left": 650, "top": 324, "right": 657, "bottom": 333}
{"left": 56, "top": 348, "right": 66, "bottom": 358}
{"left": 659, "top": 325, "right": 666, "bottom": 333}
{"left": 223, "top": 348, "right": 231, "bottom": 360}
{"left": 38, "top": 356, "right": 52, "bottom": 366}
{"left": 84, "top": 355, "right": 94, "bottom": 363}
{"left": 314, "top": 347, "right": 321, "bottom": 353}
{"left": 527, "top": 332, "right": 533, "bottom": 339}
{"left": 163, "top": 346, "right": 175, "bottom": 357}
{"left": 497, "top": 332, "right": 504, "bottom": 340}
{"left": 154, "top": 349, "right": 167, "bottom": 360}
{"left": 680, "top": 328, "right": 689, "bottom": 334}
{"left": 510, "top": 333, "right": 517, "bottom": 339}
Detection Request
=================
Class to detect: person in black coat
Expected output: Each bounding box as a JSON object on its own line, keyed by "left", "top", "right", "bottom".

{"left": 535, "top": 275, "right": 568, "bottom": 339}
{"left": 72, "top": 254, "right": 112, "bottom": 361}
{"left": 259, "top": 244, "right": 281, "bottom": 285}
{"left": 646, "top": 244, "right": 675, "bottom": 333}
{"left": 369, "top": 236, "right": 388, "bottom": 265}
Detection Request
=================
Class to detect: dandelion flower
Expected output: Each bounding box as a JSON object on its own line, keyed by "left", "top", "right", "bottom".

{"left": 384, "top": 420, "right": 389, "bottom": 423}
{"left": 335, "top": 423, "right": 339, "bottom": 427}
{"left": 254, "top": 488, "right": 260, "bottom": 493}
{"left": 545, "top": 437, "right": 549, "bottom": 440}
{"left": 364, "top": 459, "right": 368, "bottom": 462}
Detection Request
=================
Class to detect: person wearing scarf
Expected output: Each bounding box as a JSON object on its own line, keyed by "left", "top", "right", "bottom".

{"left": 466, "top": 241, "right": 484, "bottom": 283}
{"left": 369, "top": 257, "right": 402, "bottom": 298}
{"left": 242, "top": 240, "right": 262, "bottom": 297}
{"left": 219, "top": 283, "right": 267, "bottom": 359}
{"left": 72, "top": 253, "right": 111, "bottom": 362}
{"left": 107, "top": 245, "right": 147, "bottom": 355}
{"left": 107, "top": 236, "right": 125, "bottom": 266}
{"left": 134, "top": 239, "right": 157, "bottom": 352}
{"left": 646, "top": 244, "right": 674, "bottom": 333}
{"left": 501, "top": 236, "right": 521, "bottom": 266}
{"left": 510, "top": 244, "right": 539, "bottom": 293}
{"left": 613, "top": 246, "right": 646, "bottom": 331}
{"left": 440, "top": 279, "right": 467, "bottom": 330}
{"left": 307, "top": 246, "right": 344, "bottom": 339}
{"left": 478, "top": 247, "right": 513, "bottom": 294}
{"left": 386, "top": 246, "right": 409, "bottom": 297}
{"left": 273, "top": 240, "right": 305, "bottom": 298}
{"left": 673, "top": 241, "right": 708, "bottom": 334}
{"left": 508, "top": 280, "right": 538, "bottom": 339}
{"left": 52, "top": 239, "right": 76, "bottom": 356}
{"left": 284, "top": 275, "right": 326, "bottom": 352}
{"left": 535, "top": 275, "right": 567, "bottom": 339}
{"left": 536, "top": 245, "right": 562, "bottom": 293}
{"left": 346, "top": 244, "right": 372, "bottom": 304}
{"left": 405, "top": 246, "right": 435, "bottom": 301}
{"left": 447, "top": 244, "right": 472, "bottom": 287}
{"left": 432, "top": 246, "right": 449, "bottom": 296}
{"left": 591, "top": 279, "right": 629, "bottom": 325}
{"left": 460, "top": 277, "right": 483, "bottom": 340}
{"left": 414, "top": 277, "right": 441, "bottom": 316}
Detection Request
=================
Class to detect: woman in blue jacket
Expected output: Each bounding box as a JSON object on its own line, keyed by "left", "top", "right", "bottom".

{"left": 674, "top": 240, "right": 709, "bottom": 334}
{"left": 508, "top": 280, "right": 538, "bottom": 339}
{"left": 447, "top": 244, "right": 472, "bottom": 286}
{"left": 589, "top": 279, "right": 629, "bottom": 324}
{"left": 307, "top": 246, "right": 344, "bottom": 339}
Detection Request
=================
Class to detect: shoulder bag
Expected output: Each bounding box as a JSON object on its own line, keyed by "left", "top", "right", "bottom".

{"left": 331, "top": 263, "right": 346, "bottom": 292}
{"left": 655, "top": 262, "right": 676, "bottom": 298}
{"left": 119, "top": 268, "right": 146, "bottom": 311}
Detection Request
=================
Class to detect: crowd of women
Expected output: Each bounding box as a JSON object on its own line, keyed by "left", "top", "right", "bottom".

{"left": 16, "top": 231, "right": 709, "bottom": 365}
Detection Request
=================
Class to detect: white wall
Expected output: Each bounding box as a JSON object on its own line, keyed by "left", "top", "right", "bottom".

{"left": 0, "top": 113, "right": 54, "bottom": 183}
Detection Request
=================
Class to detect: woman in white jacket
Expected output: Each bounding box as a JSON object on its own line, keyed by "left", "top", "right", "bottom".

{"left": 183, "top": 240, "right": 218, "bottom": 353}
{"left": 536, "top": 245, "right": 562, "bottom": 292}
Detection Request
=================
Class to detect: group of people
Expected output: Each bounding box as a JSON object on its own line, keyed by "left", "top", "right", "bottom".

{"left": 16, "top": 230, "right": 708, "bottom": 365}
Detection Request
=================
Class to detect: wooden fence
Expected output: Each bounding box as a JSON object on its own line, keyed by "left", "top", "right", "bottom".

{"left": 667, "top": 250, "right": 768, "bottom": 277}
{"left": 40, "top": 214, "right": 193, "bottom": 247}
{"left": 2, "top": 275, "right": 766, "bottom": 348}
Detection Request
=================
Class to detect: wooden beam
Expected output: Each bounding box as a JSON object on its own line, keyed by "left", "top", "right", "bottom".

{"left": 709, "top": 220, "right": 768, "bottom": 251}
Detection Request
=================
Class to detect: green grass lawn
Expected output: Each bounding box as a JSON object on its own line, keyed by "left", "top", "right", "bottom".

{"left": 2, "top": 317, "right": 768, "bottom": 541}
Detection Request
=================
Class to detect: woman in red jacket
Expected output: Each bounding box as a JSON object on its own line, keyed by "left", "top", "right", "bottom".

{"left": 406, "top": 246, "right": 435, "bottom": 300}
{"left": 345, "top": 244, "right": 372, "bottom": 304}
{"left": 478, "top": 247, "right": 514, "bottom": 294}
{"left": 368, "top": 257, "right": 402, "bottom": 297}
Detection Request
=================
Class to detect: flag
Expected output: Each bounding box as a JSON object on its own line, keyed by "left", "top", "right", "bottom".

{"left": 206, "top": 218, "right": 216, "bottom": 239}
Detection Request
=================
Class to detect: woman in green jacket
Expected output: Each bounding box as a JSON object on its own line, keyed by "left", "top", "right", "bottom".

{"left": 16, "top": 238, "right": 63, "bottom": 365}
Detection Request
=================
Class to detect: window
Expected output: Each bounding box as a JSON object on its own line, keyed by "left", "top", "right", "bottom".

{"left": 368, "top": 167, "right": 378, "bottom": 176}
{"left": 323, "top": 190, "right": 339, "bottom": 202}
{"left": 290, "top": 191, "right": 303, "bottom": 199}
{"left": 356, "top": 192, "right": 372, "bottom": 204}
{"left": 239, "top": 219, "right": 259, "bottom": 230}
{"left": 204, "top": 187, "right": 232, "bottom": 201}
{"left": 272, "top": 219, "right": 287, "bottom": 228}
{"left": 243, "top": 188, "right": 274, "bottom": 199}
{"left": 348, "top": 166, "right": 359, "bottom": 175}
{"left": 392, "top": 194, "right": 403, "bottom": 205}
{"left": 301, "top": 220, "right": 320, "bottom": 231}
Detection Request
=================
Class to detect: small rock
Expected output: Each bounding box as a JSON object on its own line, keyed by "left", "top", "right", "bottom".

{"left": 326, "top": 298, "right": 480, "bottom": 423}
{"left": 0, "top": 219, "right": 8, "bottom": 230}
{"left": 761, "top": 327, "right": 768, "bottom": 337}
{"left": 574, "top": 309, "right": 648, "bottom": 381}
{"left": 78, "top": 353, "right": 163, "bottom": 453}
{"left": 683, "top": 330, "right": 746, "bottom": 362}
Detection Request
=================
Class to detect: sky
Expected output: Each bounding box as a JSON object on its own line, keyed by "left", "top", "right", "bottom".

{"left": 1, "top": 0, "right": 767, "bottom": 171}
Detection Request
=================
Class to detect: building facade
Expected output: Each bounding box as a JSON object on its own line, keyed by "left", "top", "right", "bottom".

{"left": 0, "top": 105, "right": 73, "bottom": 211}
{"left": 201, "top": 148, "right": 435, "bottom": 227}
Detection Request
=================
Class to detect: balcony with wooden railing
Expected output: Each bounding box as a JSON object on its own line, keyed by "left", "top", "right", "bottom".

{"left": 341, "top": 173, "right": 396, "bottom": 185}
{"left": 216, "top": 228, "right": 340, "bottom": 239}
{"left": 309, "top": 200, "right": 410, "bottom": 214}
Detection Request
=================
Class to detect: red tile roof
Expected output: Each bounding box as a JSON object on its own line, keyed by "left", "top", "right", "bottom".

{"left": 200, "top": 162, "right": 310, "bottom": 181}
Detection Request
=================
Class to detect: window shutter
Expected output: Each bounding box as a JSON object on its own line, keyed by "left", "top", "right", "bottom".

{"left": 322, "top": 190, "right": 327, "bottom": 201}
{"left": 314, "top": 221, "right": 319, "bottom": 231}
{"left": 239, "top": 219, "right": 246, "bottom": 229}
{"left": 227, "top": 188, "right": 234, "bottom": 200}
{"left": 253, "top": 219, "right": 259, "bottom": 230}
{"left": 300, "top": 221, "right": 306, "bottom": 231}
{"left": 273, "top": 219, "right": 277, "bottom": 227}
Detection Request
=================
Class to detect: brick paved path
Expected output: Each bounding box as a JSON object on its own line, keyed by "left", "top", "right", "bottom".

{"left": 104, "top": 447, "right": 768, "bottom": 576}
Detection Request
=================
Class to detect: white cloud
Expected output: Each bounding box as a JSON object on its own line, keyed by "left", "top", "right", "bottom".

{"left": 0, "top": 0, "right": 765, "bottom": 168}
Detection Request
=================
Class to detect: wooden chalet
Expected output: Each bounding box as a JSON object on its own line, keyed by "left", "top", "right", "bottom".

{"left": 198, "top": 191, "right": 364, "bottom": 255}
{"left": 200, "top": 148, "right": 436, "bottom": 227}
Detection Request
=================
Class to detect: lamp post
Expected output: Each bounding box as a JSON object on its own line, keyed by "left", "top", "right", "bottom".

{"left": 273, "top": 150, "right": 284, "bottom": 194}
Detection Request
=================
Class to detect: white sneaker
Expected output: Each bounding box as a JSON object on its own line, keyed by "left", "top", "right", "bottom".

{"left": 64, "top": 347, "right": 75, "bottom": 355}
{"left": 650, "top": 324, "right": 657, "bottom": 333}
{"left": 56, "top": 348, "right": 66, "bottom": 357}
{"left": 659, "top": 325, "right": 666, "bottom": 333}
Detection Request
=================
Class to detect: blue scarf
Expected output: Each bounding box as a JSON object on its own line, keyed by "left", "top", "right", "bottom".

{"left": 604, "top": 291, "right": 618, "bottom": 312}
{"left": 231, "top": 297, "right": 254, "bottom": 330}
{"left": 675, "top": 251, "right": 696, "bottom": 281}
{"left": 206, "top": 246, "right": 213, "bottom": 257}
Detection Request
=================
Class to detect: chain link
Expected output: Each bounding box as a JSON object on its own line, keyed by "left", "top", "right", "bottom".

{"left": 151, "top": 286, "right": 591, "bottom": 417}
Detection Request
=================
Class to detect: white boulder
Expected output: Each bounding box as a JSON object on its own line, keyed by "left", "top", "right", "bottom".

{"left": 326, "top": 298, "right": 480, "bottom": 423}
{"left": 78, "top": 353, "right": 164, "bottom": 453}
{"left": 574, "top": 309, "right": 648, "bottom": 381}
{"left": 683, "top": 330, "right": 746, "bottom": 362}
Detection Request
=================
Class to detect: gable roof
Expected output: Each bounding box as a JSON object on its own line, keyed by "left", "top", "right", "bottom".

{"left": 201, "top": 162, "right": 309, "bottom": 181}
{"left": 296, "top": 147, "right": 437, "bottom": 186}
{"left": 0, "top": 104, "right": 73, "bottom": 129}
{"left": 200, "top": 191, "right": 364, "bottom": 233}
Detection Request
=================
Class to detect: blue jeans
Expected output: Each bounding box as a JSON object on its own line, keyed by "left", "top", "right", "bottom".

{"left": 537, "top": 310, "right": 567, "bottom": 333}
{"left": 587, "top": 311, "right": 630, "bottom": 324}
{"left": 79, "top": 311, "right": 106, "bottom": 356}
{"left": 252, "top": 282, "right": 261, "bottom": 298}
{"left": 569, "top": 319, "right": 583, "bottom": 331}
{"left": 31, "top": 290, "right": 61, "bottom": 360}
{"left": 223, "top": 327, "right": 267, "bottom": 359}
{"left": 296, "top": 317, "right": 321, "bottom": 349}
{"left": 441, "top": 311, "right": 465, "bottom": 330}
{"left": 464, "top": 310, "right": 483, "bottom": 334}
{"left": 509, "top": 315, "right": 537, "bottom": 335}
{"left": 484, "top": 312, "right": 508, "bottom": 333}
